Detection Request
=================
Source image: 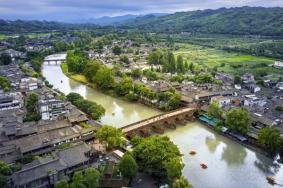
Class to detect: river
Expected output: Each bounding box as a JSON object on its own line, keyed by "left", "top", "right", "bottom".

{"left": 42, "top": 61, "right": 283, "bottom": 188}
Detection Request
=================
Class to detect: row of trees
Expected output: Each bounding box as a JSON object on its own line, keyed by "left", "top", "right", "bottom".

{"left": 148, "top": 49, "right": 188, "bottom": 74}
{"left": 0, "top": 76, "right": 11, "bottom": 92}
{"left": 56, "top": 168, "right": 100, "bottom": 188}
{"left": 207, "top": 102, "right": 282, "bottom": 152}
{"left": 66, "top": 93, "right": 105, "bottom": 120}
{"left": 66, "top": 50, "right": 182, "bottom": 111}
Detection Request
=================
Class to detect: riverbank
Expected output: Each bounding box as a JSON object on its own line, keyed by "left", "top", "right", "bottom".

{"left": 198, "top": 116, "right": 279, "bottom": 161}
{"left": 43, "top": 63, "right": 283, "bottom": 188}
{"left": 60, "top": 63, "right": 164, "bottom": 111}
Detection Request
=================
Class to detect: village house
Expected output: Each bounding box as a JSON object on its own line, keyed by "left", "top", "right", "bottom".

{"left": 11, "top": 143, "right": 92, "bottom": 188}
{"left": 210, "top": 96, "right": 231, "bottom": 107}
{"left": 272, "top": 61, "right": 283, "bottom": 70}
{"left": 0, "top": 93, "right": 23, "bottom": 111}
{"left": 39, "top": 98, "right": 68, "bottom": 120}
{"left": 20, "top": 77, "right": 42, "bottom": 91}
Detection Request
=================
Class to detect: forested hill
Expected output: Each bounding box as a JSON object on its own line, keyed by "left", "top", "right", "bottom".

{"left": 0, "top": 20, "right": 101, "bottom": 34}
{"left": 123, "top": 7, "right": 283, "bottom": 36}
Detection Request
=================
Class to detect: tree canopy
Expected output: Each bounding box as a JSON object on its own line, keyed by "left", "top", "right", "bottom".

{"left": 208, "top": 101, "right": 223, "bottom": 119}
{"left": 96, "top": 125, "right": 126, "bottom": 149}
{"left": 225, "top": 108, "right": 251, "bottom": 135}
{"left": 132, "top": 135, "right": 183, "bottom": 183}
{"left": 258, "top": 127, "right": 282, "bottom": 152}
{"left": 119, "top": 153, "right": 138, "bottom": 180}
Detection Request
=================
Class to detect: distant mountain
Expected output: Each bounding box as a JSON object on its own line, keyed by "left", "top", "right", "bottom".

{"left": 123, "top": 7, "right": 283, "bottom": 36}
{"left": 0, "top": 19, "right": 101, "bottom": 34}
{"left": 67, "top": 13, "right": 168, "bottom": 25}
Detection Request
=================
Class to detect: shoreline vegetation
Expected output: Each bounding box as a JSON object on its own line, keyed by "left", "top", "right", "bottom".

{"left": 60, "top": 62, "right": 280, "bottom": 162}
{"left": 60, "top": 62, "right": 169, "bottom": 111}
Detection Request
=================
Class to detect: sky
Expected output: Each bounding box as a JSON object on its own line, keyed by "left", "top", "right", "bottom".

{"left": 0, "top": 0, "right": 282, "bottom": 21}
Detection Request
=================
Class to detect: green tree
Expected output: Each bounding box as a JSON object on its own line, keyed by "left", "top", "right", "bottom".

{"left": 132, "top": 135, "right": 183, "bottom": 181}
{"left": 70, "top": 171, "right": 86, "bottom": 188}
{"left": 258, "top": 127, "right": 282, "bottom": 152}
{"left": 172, "top": 176, "right": 193, "bottom": 188}
{"left": 0, "top": 76, "right": 11, "bottom": 92}
{"left": 55, "top": 180, "right": 69, "bottom": 188}
{"left": 96, "top": 125, "right": 126, "bottom": 149}
{"left": 120, "top": 55, "right": 130, "bottom": 64}
{"left": 0, "top": 161, "right": 12, "bottom": 188}
{"left": 83, "top": 60, "right": 101, "bottom": 82}
{"left": 164, "top": 157, "right": 184, "bottom": 183}
{"left": 225, "top": 108, "right": 251, "bottom": 135}
{"left": 84, "top": 168, "right": 100, "bottom": 188}
{"left": 0, "top": 54, "right": 12, "bottom": 65}
{"left": 115, "top": 76, "right": 133, "bottom": 96}
{"left": 148, "top": 49, "right": 163, "bottom": 65}
{"left": 234, "top": 75, "right": 242, "bottom": 85}
{"left": 189, "top": 62, "right": 194, "bottom": 73}
{"left": 112, "top": 46, "right": 122, "bottom": 55}
{"left": 93, "top": 67, "right": 115, "bottom": 90}
{"left": 207, "top": 101, "right": 223, "bottom": 119}
{"left": 24, "top": 92, "right": 40, "bottom": 122}
{"left": 119, "top": 153, "right": 138, "bottom": 180}
{"left": 176, "top": 55, "right": 184, "bottom": 74}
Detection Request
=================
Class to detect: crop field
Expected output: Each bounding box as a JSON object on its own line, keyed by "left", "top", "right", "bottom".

{"left": 174, "top": 43, "right": 283, "bottom": 77}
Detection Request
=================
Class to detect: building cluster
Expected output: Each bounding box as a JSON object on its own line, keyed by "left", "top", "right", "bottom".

{"left": 0, "top": 62, "right": 127, "bottom": 188}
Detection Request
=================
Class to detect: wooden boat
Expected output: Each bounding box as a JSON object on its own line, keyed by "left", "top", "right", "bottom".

{"left": 60, "top": 80, "right": 63, "bottom": 83}
{"left": 200, "top": 163, "right": 208, "bottom": 169}
{"left": 266, "top": 176, "right": 276, "bottom": 185}
{"left": 189, "top": 150, "right": 197, "bottom": 155}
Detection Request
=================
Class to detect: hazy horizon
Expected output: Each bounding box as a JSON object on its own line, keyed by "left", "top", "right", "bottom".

{"left": 0, "top": 0, "right": 282, "bottom": 22}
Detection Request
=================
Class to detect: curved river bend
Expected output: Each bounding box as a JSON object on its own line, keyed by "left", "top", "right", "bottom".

{"left": 42, "top": 62, "right": 283, "bottom": 188}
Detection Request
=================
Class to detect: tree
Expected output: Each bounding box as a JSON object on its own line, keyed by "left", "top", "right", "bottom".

{"left": 112, "top": 46, "right": 122, "bottom": 55}
{"left": 84, "top": 168, "right": 100, "bottom": 188}
{"left": 83, "top": 60, "right": 101, "bottom": 82}
{"left": 258, "top": 127, "right": 282, "bottom": 152}
{"left": 70, "top": 171, "right": 86, "bottom": 188}
{"left": 176, "top": 55, "right": 184, "bottom": 74}
{"left": 0, "top": 76, "right": 11, "bottom": 92}
{"left": 115, "top": 76, "right": 133, "bottom": 96}
{"left": 119, "top": 153, "right": 138, "bottom": 180}
{"left": 172, "top": 176, "right": 193, "bottom": 188}
{"left": 164, "top": 157, "right": 184, "bottom": 183}
{"left": 189, "top": 62, "right": 194, "bottom": 73}
{"left": 96, "top": 125, "right": 126, "bottom": 149}
{"left": 0, "top": 54, "right": 12, "bottom": 65}
{"left": 132, "top": 135, "right": 183, "bottom": 181}
{"left": 24, "top": 92, "right": 40, "bottom": 122}
{"left": 120, "top": 55, "right": 130, "bottom": 64}
{"left": 207, "top": 101, "right": 223, "bottom": 119}
{"left": 167, "top": 52, "right": 176, "bottom": 73}
{"left": 56, "top": 180, "right": 69, "bottom": 188}
{"left": 66, "top": 92, "right": 105, "bottom": 120}
{"left": 225, "top": 108, "right": 251, "bottom": 135}
{"left": 234, "top": 75, "right": 242, "bottom": 85}
{"left": 148, "top": 49, "right": 163, "bottom": 65}
{"left": 0, "top": 161, "right": 12, "bottom": 188}
{"left": 93, "top": 67, "right": 115, "bottom": 90}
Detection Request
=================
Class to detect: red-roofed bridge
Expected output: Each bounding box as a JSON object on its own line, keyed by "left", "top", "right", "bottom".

{"left": 121, "top": 107, "right": 197, "bottom": 137}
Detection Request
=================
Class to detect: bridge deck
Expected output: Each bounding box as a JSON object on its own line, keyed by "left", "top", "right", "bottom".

{"left": 121, "top": 108, "right": 195, "bottom": 133}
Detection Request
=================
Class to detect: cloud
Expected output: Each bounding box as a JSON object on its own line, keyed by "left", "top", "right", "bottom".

{"left": 0, "top": 0, "right": 282, "bottom": 21}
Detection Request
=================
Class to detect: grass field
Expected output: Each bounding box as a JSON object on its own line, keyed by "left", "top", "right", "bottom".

{"left": 60, "top": 63, "right": 88, "bottom": 84}
{"left": 0, "top": 34, "right": 7, "bottom": 40}
{"left": 174, "top": 43, "right": 283, "bottom": 77}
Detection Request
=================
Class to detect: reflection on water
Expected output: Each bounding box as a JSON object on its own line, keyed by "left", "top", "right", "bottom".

{"left": 205, "top": 135, "right": 220, "bottom": 153}
{"left": 165, "top": 122, "right": 283, "bottom": 188}
{"left": 42, "top": 63, "right": 283, "bottom": 188}
{"left": 221, "top": 143, "right": 247, "bottom": 166}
